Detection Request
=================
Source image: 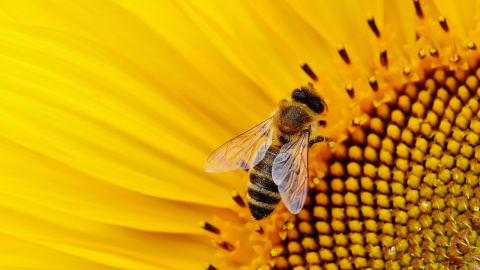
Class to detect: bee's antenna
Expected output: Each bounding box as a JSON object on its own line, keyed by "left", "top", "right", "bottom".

{"left": 322, "top": 98, "right": 328, "bottom": 112}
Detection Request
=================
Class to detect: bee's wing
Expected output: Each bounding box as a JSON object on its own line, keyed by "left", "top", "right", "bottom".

{"left": 204, "top": 117, "right": 274, "bottom": 173}
{"left": 272, "top": 130, "right": 309, "bottom": 215}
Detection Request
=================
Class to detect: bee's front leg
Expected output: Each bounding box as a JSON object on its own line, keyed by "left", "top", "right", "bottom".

{"left": 309, "top": 135, "right": 332, "bottom": 147}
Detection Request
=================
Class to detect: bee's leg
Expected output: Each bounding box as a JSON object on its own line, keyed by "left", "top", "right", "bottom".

{"left": 309, "top": 135, "right": 333, "bottom": 147}
{"left": 283, "top": 214, "right": 295, "bottom": 230}
{"left": 278, "top": 135, "right": 290, "bottom": 144}
{"left": 318, "top": 120, "right": 327, "bottom": 127}
{"left": 309, "top": 136, "right": 324, "bottom": 147}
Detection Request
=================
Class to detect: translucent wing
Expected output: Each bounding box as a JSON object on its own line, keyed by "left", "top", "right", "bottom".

{"left": 204, "top": 118, "right": 273, "bottom": 173}
{"left": 272, "top": 130, "right": 309, "bottom": 214}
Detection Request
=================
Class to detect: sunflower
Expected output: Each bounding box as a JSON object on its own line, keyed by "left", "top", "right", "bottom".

{"left": 0, "top": 0, "right": 479, "bottom": 270}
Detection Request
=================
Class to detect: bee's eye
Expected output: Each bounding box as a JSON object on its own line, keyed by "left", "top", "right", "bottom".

{"left": 312, "top": 100, "right": 324, "bottom": 113}
{"left": 292, "top": 89, "right": 324, "bottom": 113}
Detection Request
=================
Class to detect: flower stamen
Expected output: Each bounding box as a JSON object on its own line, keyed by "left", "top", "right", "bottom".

{"left": 451, "top": 54, "right": 460, "bottom": 63}
{"left": 203, "top": 262, "right": 218, "bottom": 270}
{"left": 419, "top": 48, "right": 427, "bottom": 58}
{"left": 337, "top": 43, "right": 351, "bottom": 64}
{"left": 300, "top": 62, "right": 318, "bottom": 81}
{"left": 413, "top": 0, "right": 424, "bottom": 18}
{"left": 270, "top": 248, "right": 284, "bottom": 258}
{"left": 199, "top": 220, "right": 220, "bottom": 234}
{"left": 380, "top": 49, "right": 388, "bottom": 68}
{"left": 353, "top": 117, "right": 361, "bottom": 126}
{"left": 212, "top": 239, "right": 235, "bottom": 251}
{"left": 231, "top": 190, "right": 246, "bottom": 207}
{"left": 467, "top": 40, "right": 476, "bottom": 50}
{"left": 438, "top": 16, "right": 449, "bottom": 32}
{"left": 367, "top": 13, "right": 380, "bottom": 37}
{"left": 368, "top": 75, "right": 378, "bottom": 91}
{"left": 345, "top": 83, "right": 354, "bottom": 98}
{"left": 253, "top": 223, "right": 264, "bottom": 234}
{"left": 450, "top": 44, "right": 460, "bottom": 63}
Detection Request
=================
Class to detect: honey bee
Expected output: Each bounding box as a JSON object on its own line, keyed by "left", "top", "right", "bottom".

{"left": 205, "top": 83, "right": 331, "bottom": 220}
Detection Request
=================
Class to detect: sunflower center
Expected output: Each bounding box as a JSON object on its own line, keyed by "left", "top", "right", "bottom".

{"left": 276, "top": 67, "right": 480, "bottom": 270}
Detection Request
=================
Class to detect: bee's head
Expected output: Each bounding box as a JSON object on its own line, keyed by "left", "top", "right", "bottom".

{"left": 291, "top": 84, "right": 327, "bottom": 114}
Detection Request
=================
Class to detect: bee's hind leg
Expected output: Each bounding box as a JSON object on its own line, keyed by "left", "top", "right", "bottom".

{"left": 309, "top": 135, "right": 332, "bottom": 147}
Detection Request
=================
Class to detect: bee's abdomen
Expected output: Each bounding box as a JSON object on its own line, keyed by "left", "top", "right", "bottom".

{"left": 247, "top": 146, "right": 281, "bottom": 220}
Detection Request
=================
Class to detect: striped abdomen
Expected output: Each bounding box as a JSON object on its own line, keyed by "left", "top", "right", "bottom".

{"left": 247, "top": 146, "right": 282, "bottom": 220}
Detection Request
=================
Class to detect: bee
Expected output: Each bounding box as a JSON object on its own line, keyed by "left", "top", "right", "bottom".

{"left": 205, "top": 83, "right": 331, "bottom": 220}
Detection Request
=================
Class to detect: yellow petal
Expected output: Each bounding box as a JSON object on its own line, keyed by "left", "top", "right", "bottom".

{"left": 0, "top": 24, "right": 245, "bottom": 206}
{"left": 0, "top": 190, "right": 217, "bottom": 269}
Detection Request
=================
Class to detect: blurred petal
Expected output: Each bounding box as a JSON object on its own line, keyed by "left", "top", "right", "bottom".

{"left": 0, "top": 24, "right": 241, "bottom": 206}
